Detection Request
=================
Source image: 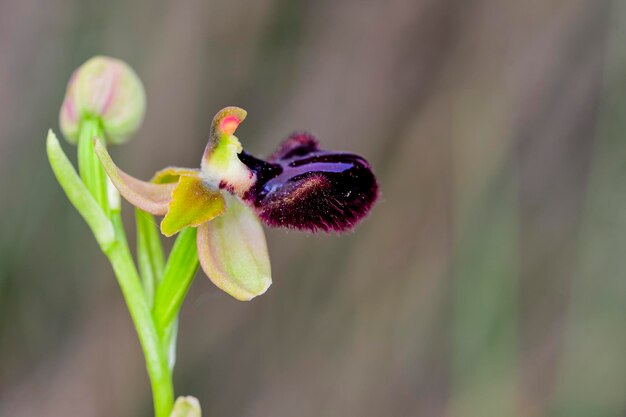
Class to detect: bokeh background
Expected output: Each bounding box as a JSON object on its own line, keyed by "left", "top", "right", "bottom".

{"left": 1, "top": 0, "right": 626, "bottom": 416}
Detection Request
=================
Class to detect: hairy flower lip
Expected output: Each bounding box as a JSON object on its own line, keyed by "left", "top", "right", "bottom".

{"left": 238, "top": 133, "right": 379, "bottom": 233}
{"left": 267, "top": 131, "right": 319, "bottom": 161}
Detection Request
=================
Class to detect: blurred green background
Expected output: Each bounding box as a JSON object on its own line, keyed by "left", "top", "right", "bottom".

{"left": 1, "top": 0, "right": 626, "bottom": 416}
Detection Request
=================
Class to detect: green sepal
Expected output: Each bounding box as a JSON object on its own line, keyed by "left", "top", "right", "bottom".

{"left": 94, "top": 137, "right": 175, "bottom": 215}
{"left": 196, "top": 194, "right": 271, "bottom": 301}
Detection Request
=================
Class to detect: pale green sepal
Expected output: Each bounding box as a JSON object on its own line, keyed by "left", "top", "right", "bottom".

{"left": 197, "top": 194, "right": 271, "bottom": 301}
{"left": 93, "top": 137, "right": 175, "bottom": 215}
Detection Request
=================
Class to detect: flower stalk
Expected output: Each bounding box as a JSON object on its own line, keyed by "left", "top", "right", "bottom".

{"left": 49, "top": 125, "right": 176, "bottom": 417}
{"left": 51, "top": 123, "right": 174, "bottom": 408}
{"left": 106, "top": 215, "right": 175, "bottom": 417}
{"left": 77, "top": 117, "right": 109, "bottom": 214}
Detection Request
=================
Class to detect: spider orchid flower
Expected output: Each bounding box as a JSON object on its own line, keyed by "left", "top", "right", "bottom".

{"left": 94, "top": 107, "right": 378, "bottom": 301}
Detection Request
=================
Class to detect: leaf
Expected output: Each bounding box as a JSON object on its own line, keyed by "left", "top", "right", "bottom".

{"left": 47, "top": 130, "right": 115, "bottom": 250}
{"left": 136, "top": 209, "right": 165, "bottom": 307}
{"left": 153, "top": 228, "right": 199, "bottom": 331}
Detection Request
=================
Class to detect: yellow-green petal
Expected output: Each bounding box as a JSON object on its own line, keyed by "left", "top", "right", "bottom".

{"left": 93, "top": 137, "right": 175, "bottom": 215}
{"left": 160, "top": 176, "right": 225, "bottom": 237}
{"left": 197, "top": 194, "right": 271, "bottom": 301}
{"left": 152, "top": 166, "right": 200, "bottom": 184}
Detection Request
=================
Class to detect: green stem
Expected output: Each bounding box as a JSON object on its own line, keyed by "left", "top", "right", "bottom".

{"left": 52, "top": 116, "right": 207, "bottom": 416}
{"left": 75, "top": 122, "right": 175, "bottom": 417}
{"left": 78, "top": 117, "right": 109, "bottom": 215}
{"left": 106, "top": 215, "right": 174, "bottom": 417}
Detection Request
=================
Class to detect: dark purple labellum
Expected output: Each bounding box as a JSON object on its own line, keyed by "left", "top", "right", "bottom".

{"left": 239, "top": 133, "right": 378, "bottom": 232}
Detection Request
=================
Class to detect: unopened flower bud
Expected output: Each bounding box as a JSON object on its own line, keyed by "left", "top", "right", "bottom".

{"left": 170, "top": 396, "right": 201, "bottom": 417}
{"left": 60, "top": 56, "right": 146, "bottom": 145}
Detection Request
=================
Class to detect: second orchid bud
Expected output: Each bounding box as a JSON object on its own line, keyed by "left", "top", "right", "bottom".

{"left": 60, "top": 56, "right": 146, "bottom": 145}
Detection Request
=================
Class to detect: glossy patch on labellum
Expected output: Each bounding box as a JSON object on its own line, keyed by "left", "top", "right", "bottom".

{"left": 239, "top": 132, "right": 378, "bottom": 232}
